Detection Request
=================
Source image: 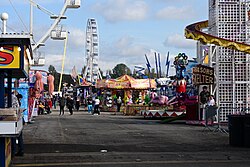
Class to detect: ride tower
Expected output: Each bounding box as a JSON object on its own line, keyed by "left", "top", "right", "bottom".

{"left": 185, "top": 0, "right": 250, "bottom": 122}
{"left": 207, "top": 0, "right": 250, "bottom": 122}
{"left": 84, "top": 18, "right": 102, "bottom": 84}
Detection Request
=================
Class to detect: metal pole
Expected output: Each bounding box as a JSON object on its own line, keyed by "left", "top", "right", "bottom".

{"left": 30, "top": 1, "right": 33, "bottom": 37}
{"left": 158, "top": 53, "right": 162, "bottom": 78}
{"left": 0, "top": 73, "right": 4, "bottom": 108}
{"left": 2, "top": 20, "right": 6, "bottom": 33}
{"left": 232, "top": 50, "right": 236, "bottom": 114}
{"left": 154, "top": 52, "right": 159, "bottom": 78}
{"left": 58, "top": 32, "right": 68, "bottom": 92}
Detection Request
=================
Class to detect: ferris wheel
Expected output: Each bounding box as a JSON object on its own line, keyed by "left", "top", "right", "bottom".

{"left": 84, "top": 18, "right": 102, "bottom": 83}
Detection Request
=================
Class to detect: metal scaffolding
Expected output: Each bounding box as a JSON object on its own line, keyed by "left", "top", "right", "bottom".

{"left": 205, "top": 0, "right": 250, "bottom": 122}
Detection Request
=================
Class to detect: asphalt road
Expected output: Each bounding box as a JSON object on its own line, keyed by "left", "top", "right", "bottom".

{"left": 11, "top": 108, "right": 250, "bottom": 167}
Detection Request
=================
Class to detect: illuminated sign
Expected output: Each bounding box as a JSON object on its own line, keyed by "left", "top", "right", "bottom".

{"left": 0, "top": 46, "right": 20, "bottom": 69}
{"left": 192, "top": 64, "right": 214, "bottom": 85}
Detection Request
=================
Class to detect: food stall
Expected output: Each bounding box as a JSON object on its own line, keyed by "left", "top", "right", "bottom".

{"left": 96, "top": 75, "right": 156, "bottom": 115}
{"left": 0, "top": 34, "right": 32, "bottom": 166}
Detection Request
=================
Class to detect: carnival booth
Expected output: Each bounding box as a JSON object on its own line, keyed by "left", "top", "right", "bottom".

{"left": 185, "top": 64, "right": 215, "bottom": 125}
{"left": 28, "top": 70, "right": 54, "bottom": 118}
{"left": 0, "top": 34, "right": 32, "bottom": 166}
{"left": 141, "top": 53, "right": 190, "bottom": 119}
{"left": 96, "top": 75, "right": 157, "bottom": 115}
{"left": 76, "top": 77, "right": 93, "bottom": 107}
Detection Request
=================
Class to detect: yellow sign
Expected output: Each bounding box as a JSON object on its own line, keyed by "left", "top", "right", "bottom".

{"left": 0, "top": 46, "right": 20, "bottom": 69}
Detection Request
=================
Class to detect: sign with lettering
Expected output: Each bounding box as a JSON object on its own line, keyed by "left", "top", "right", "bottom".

{"left": 192, "top": 64, "right": 214, "bottom": 85}
{"left": 0, "top": 46, "right": 20, "bottom": 69}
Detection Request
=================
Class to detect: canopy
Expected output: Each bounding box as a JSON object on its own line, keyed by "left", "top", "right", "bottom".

{"left": 96, "top": 75, "right": 156, "bottom": 89}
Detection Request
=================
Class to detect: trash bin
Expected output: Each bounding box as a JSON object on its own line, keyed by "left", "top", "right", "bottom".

{"left": 228, "top": 115, "right": 245, "bottom": 147}
{"left": 244, "top": 115, "right": 250, "bottom": 147}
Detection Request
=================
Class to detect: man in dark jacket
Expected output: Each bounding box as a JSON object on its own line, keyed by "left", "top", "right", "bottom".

{"left": 67, "top": 96, "right": 74, "bottom": 115}
{"left": 59, "top": 96, "right": 66, "bottom": 115}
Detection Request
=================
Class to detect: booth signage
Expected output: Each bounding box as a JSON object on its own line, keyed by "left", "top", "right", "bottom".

{"left": 108, "top": 81, "right": 130, "bottom": 89}
{"left": 0, "top": 46, "right": 20, "bottom": 69}
{"left": 192, "top": 64, "right": 214, "bottom": 85}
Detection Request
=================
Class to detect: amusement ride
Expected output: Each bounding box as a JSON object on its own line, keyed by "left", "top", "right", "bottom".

{"left": 83, "top": 18, "right": 102, "bottom": 83}
{"left": 185, "top": 0, "right": 250, "bottom": 122}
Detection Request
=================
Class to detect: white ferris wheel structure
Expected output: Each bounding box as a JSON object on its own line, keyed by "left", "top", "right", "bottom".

{"left": 30, "top": 0, "right": 81, "bottom": 66}
{"left": 84, "top": 18, "right": 102, "bottom": 83}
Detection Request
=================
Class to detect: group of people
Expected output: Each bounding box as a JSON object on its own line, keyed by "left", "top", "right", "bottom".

{"left": 58, "top": 95, "right": 75, "bottom": 115}
{"left": 87, "top": 96, "right": 101, "bottom": 115}
{"left": 37, "top": 99, "right": 52, "bottom": 115}
{"left": 199, "top": 86, "right": 217, "bottom": 124}
{"left": 199, "top": 86, "right": 215, "bottom": 107}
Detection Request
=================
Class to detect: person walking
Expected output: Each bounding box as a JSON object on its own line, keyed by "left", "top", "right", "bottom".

{"left": 67, "top": 96, "right": 74, "bottom": 115}
{"left": 75, "top": 96, "right": 80, "bottom": 111}
{"left": 52, "top": 95, "right": 57, "bottom": 109}
{"left": 93, "top": 97, "right": 100, "bottom": 115}
{"left": 59, "top": 96, "right": 66, "bottom": 116}
{"left": 87, "top": 96, "right": 93, "bottom": 113}
{"left": 115, "top": 96, "right": 122, "bottom": 115}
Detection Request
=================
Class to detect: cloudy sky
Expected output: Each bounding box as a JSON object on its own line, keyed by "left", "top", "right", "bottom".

{"left": 0, "top": 0, "right": 208, "bottom": 76}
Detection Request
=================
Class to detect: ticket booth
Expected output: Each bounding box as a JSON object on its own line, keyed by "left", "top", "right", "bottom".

{"left": 0, "top": 33, "right": 32, "bottom": 167}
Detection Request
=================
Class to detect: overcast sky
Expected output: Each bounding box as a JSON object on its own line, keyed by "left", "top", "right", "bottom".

{"left": 0, "top": 0, "right": 208, "bottom": 76}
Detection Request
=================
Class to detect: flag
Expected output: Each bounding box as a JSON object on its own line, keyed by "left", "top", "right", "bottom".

{"left": 165, "top": 52, "right": 170, "bottom": 77}
{"left": 145, "top": 54, "right": 151, "bottom": 72}
{"left": 78, "top": 75, "right": 84, "bottom": 85}
{"left": 154, "top": 52, "right": 159, "bottom": 78}
{"left": 158, "top": 53, "right": 162, "bottom": 78}
{"left": 71, "top": 66, "right": 77, "bottom": 82}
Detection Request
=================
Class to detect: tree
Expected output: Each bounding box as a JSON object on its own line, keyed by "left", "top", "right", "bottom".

{"left": 111, "top": 63, "right": 131, "bottom": 78}
{"left": 48, "top": 65, "right": 76, "bottom": 91}
{"left": 48, "top": 65, "right": 57, "bottom": 74}
{"left": 48, "top": 65, "right": 60, "bottom": 91}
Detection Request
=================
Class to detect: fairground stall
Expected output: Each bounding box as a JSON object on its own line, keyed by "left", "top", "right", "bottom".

{"left": 0, "top": 33, "right": 32, "bottom": 166}
{"left": 28, "top": 70, "right": 54, "bottom": 118}
{"left": 75, "top": 77, "right": 93, "bottom": 107}
{"left": 96, "top": 75, "right": 157, "bottom": 115}
{"left": 141, "top": 53, "right": 191, "bottom": 119}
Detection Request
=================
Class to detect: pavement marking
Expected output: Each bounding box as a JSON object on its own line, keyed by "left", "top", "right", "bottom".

{"left": 57, "top": 115, "right": 66, "bottom": 142}
{"left": 12, "top": 159, "right": 250, "bottom": 167}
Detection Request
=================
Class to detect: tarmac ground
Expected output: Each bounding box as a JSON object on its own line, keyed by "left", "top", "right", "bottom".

{"left": 11, "top": 107, "right": 250, "bottom": 167}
